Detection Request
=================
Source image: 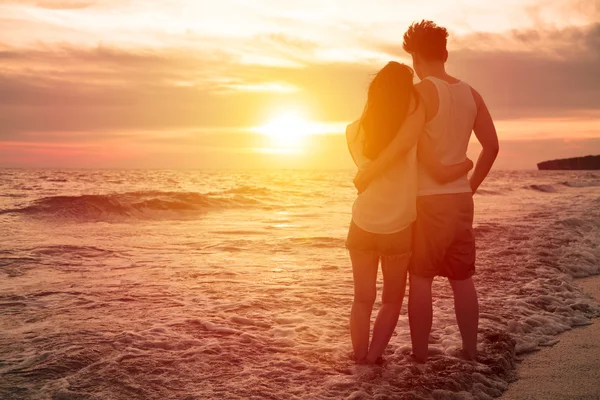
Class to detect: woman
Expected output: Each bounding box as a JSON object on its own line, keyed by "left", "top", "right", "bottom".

{"left": 346, "top": 61, "right": 472, "bottom": 364}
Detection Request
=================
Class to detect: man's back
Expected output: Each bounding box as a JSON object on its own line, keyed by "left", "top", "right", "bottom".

{"left": 417, "top": 76, "right": 477, "bottom": 196}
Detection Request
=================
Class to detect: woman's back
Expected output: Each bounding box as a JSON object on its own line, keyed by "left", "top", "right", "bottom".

{"left": 346, "top": 120, "right": 417, "bottom": 235}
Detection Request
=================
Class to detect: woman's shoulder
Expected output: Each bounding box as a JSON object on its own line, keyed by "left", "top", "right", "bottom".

{"left": 346, "top": 120, "right": 367, "bottom": 167}
{"left": 346, "top": 120, "right": 361, "bottom": 140}
{"left": 346, "top": 119, "right": 360, "bottom": 132}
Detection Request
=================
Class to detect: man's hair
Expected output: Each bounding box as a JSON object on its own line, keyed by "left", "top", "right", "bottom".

{"left": 403, "top": 20, "right": 449, "bottom": 62}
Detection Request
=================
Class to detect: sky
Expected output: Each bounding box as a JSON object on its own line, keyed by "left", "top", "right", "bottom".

{"left": 0, "top": 0, "right": 599, "bottom": 169}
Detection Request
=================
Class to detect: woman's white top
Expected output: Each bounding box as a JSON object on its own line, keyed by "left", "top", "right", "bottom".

{"left": 346, "top": 121, "right": 417, "bottom": 234}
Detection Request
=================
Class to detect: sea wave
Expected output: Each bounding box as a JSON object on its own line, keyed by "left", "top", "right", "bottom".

{"left": 525, "top": 180, "right": 600, "bottom": 193}
{"left": 45, "top": 178, "right": 69, "bottom": 183}
{"left": 526, "top": 184, "right": 558, "bottom": 193}
{"left": 2, "top": 169, "right": 600, "bottom": 399}
{"left": 1, "top": 191, "right": 267, "bottom": 219}
{"left": 219, "top": 185, "right": 272, "bottom": 196}
{"left": 287, "top": 236, "right": 347, "bottom": 249}
{"left": 560, "top": 180, "right": 600, "bottom": 188}
{"left": 475, "top": 189, "right": 504, "bottom": 196}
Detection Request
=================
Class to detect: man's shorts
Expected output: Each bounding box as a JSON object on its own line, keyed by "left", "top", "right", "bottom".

{"left": 346, "top": 221, "right": 412, "bottom": 257}
{"left": 411, "top": 193, "right": 476, "bottom": 280}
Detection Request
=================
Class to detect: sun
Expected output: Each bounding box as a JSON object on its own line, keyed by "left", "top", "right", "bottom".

{"left": 257, "top": 112, "right": 312, "bottom": 149}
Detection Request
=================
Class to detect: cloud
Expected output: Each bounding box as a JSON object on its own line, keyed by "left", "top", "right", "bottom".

{"left": 2, "top": 23, "right": 599, "bottom": 134}
{"left": 450, "top": 24, "right": 600, "bottom": 119}
{"left": 0, "top": 42, "right": 377, "bottom": 135}
{"left": 378, "top": 23, "right": 600, "bottom": 119}
{"left": 0, "top": 0, "right": 599, "bottom": 167}
{"left": 0, "top": 0, "right": 94, "bottom": 7}
{"left": 35, "top": 1, "right": 95, "bottom": 9}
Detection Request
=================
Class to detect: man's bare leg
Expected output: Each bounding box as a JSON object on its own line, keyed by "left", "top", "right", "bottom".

{"left": 366, "top": 254, "right": 409, "bottom": 363}
{"left": 449, "top": 277, "right": 479, "bottom": 360}
{"left": 408, "top": 273, "right": 434, "bottom": 363}
{"left": 349, "top": 250, "right": 379, "bottom": 363}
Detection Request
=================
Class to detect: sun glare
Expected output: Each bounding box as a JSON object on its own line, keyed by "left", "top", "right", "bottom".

{"left": 257, "top": 112, "right": 313, "bottom": 150}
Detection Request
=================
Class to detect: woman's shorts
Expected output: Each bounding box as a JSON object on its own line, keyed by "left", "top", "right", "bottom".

{"left": 346, "top": 221, "right": 412, "bottom": 256}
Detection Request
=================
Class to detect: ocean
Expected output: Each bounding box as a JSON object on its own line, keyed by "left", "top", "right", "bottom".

{"left": 1, "top": 169, "right": 599, "bottom": 400}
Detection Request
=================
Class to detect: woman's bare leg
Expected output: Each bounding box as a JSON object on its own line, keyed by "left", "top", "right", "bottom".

{"left": 366, "top": 253, "right": 410, "bottom": 363}
{"left": 349, "top": 250, "right": 379, "bottom": 363}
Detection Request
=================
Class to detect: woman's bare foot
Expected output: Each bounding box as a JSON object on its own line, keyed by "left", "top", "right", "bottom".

{"left": 356, "top": 355, "right": 384, "bottom": 365}
{"left": 364, "top": 353, "right": 385, "bottom": 365}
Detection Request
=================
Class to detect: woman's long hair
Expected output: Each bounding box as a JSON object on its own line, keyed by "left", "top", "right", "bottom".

{"left": 360, "top": 62, "right": 418, "bottom": 160}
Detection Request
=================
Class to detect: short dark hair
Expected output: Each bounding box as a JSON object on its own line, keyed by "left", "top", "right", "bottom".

{"left": 403, "top": 20, "right": 449, "bottom": 62}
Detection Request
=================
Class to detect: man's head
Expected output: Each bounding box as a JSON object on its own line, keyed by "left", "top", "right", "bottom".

{"left": 403, "top": 20, "right": 449, "bottom": 79}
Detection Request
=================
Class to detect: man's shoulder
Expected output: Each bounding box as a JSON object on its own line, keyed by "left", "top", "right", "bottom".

{"left": 414, "top": 79, "right": 437, "bottom": 120}
{"left": 466, "top": 85, "right": 484, "bottom": 110}
{"left": 469, "top": 86, "right": 482, "bottom": 100}
{"left": 413, "top": 80, "right": 434, "bottom": 106}
{"left": 415, "top": 78, "right": 436, "bottom": 94}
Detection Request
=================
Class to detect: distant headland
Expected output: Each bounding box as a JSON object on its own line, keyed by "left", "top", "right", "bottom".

{"left": 538, "top": 155, "right": 600, "bottom": 170}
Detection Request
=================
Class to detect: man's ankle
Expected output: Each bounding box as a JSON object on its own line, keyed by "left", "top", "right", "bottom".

{"left": 410, "top": 353, "right": 427, "bottom": 363}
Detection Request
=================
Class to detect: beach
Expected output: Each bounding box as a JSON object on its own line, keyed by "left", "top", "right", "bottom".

{"left": 501, "top": 275, "right": 600, "bottom": 400}
{"left": 1, "top": 169, "right": 599, "bottom": 399}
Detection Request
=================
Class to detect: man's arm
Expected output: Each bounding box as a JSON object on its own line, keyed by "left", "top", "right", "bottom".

{"left": 469, "top": 88, "right": 499, "bottom": 194}
{"left": 418, "top": 133, "right": 474, "bottom": 183}
{"left": 353, "top": 98, "right": 425, "bottom": 193}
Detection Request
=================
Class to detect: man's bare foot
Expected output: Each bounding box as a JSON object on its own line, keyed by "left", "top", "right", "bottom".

{"left": 464, "top": 348, "right": 478, "bottom": 361}
{"left": 449, "top": 348, "right": 478, "bottom": 362}
{"left": 410, "top": 353, "right": 427, "bottom": 364}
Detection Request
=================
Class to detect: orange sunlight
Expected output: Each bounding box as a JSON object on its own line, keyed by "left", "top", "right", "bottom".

{"left": 258, "top": 112, "right": 311, "bottom": 150}
{"left": 254, "top": 111, "right": 338, "bottom": 154}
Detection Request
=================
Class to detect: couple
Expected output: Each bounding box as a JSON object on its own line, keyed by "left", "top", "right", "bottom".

{"left": 346, "top": 20, "right": 499, "bottom": 365}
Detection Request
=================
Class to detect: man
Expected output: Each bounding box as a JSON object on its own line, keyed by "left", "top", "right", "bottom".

{"left": 354, "top": 20, "right": 499, "bottom": 362}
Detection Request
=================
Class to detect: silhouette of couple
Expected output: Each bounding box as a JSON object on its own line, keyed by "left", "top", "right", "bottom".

{"left": 346, "top": 20, "right": 499, "bottom": 364}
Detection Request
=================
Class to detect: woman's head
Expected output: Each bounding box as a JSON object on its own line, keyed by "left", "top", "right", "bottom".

{"left": 361, "top": 62, "right": 416, "bottom": 160}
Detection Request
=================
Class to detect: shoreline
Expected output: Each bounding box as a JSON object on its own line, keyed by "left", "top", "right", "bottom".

{"left": 500, "top": 274, "right": 600, "bottom": 400}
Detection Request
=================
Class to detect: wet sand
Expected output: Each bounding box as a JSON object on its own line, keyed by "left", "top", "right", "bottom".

{"left": 501, "top": 275, "right": 600, "bottom": 400}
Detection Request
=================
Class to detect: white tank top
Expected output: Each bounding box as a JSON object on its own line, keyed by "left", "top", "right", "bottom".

{"left": 346, "top": 121, "right": 417, "bottom": 234}
{"left": 418, "top": 76, "right": 477, "bottom": 196}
